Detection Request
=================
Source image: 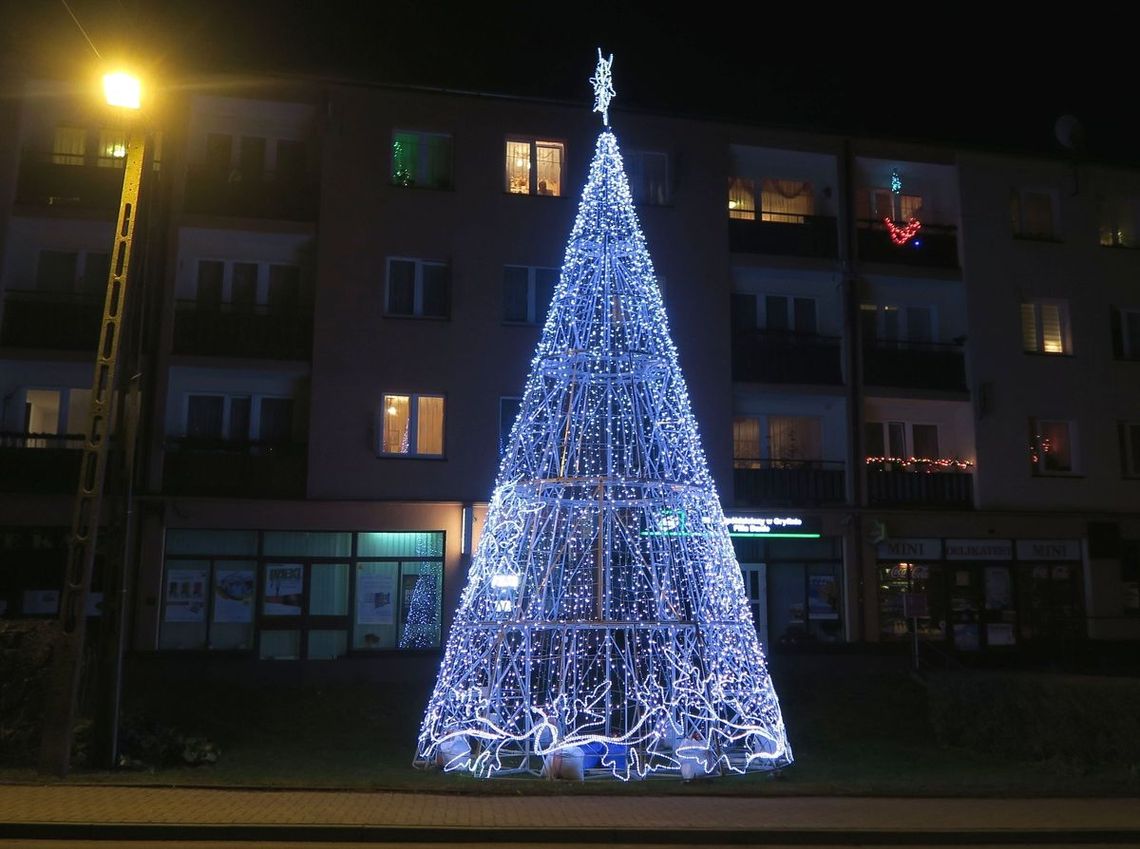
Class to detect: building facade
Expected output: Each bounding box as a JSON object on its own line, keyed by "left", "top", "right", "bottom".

{"left": 1, "top": 74, "right": 1137, "bottom": 674}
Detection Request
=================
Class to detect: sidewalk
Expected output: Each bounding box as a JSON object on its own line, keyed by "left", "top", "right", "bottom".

{"left": 2, "top": 785, "right": 1140, "bottom": 844}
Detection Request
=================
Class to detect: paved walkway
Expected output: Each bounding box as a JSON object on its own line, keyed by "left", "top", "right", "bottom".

{"left": 1, "top": 785, "right": 1139, "bottom": 842}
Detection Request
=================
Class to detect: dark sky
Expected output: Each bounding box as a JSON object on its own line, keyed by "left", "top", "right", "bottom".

{"left": 4, "top": 0, "right": 1137, "bottom": 163}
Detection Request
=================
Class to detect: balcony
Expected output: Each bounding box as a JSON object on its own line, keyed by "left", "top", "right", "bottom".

{"left": 172, "top": 302, "right": 313, "bottom": 360}
{"left": 866, "top": 462, "right": 974, "bottom": 508}
{"left": 0, "top": 433, "right": 82, "bottom": 493}
{"left": 734, "top": 461, "right": 846, "bottom": 506}
{"left": 15, "top": 152, "right": 124, "bottom": 210}
{"left": 0, "top": 291, "right": 102, "bottom": 350}
{"left": 729, "top": 215, "right": 838, "bottom": 259}
{"left": 856, "top": 220, "right": 959, "bottom": 269}
{"left": 183, "top": 165, "right": 318, "bottom": 221}
{"left": 163, "top": 439, "right": 306, "bottom": 498}
{"left": 732, "top": 331, "right": 843, "bottom": 385}
{"left": 863, "top": 341, "right": 968, "bottom": 393}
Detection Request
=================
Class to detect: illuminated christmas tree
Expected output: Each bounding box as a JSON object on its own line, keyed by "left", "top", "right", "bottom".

{"left": 414, "top": 51, "right": 791, "bottom": 779}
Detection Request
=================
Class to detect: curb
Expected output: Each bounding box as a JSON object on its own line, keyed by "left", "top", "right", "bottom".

{"left": 3, "top": 823, "right": 1140, "bottom": 845}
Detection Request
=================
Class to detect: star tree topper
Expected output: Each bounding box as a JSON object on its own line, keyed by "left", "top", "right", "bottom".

{"left": 590, "top": 48, "right": 616, "bottom": 126}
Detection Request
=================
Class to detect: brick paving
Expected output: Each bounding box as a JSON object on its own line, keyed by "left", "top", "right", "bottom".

{"left": 0, "top": 785, "right": 1139, "bottom": 833}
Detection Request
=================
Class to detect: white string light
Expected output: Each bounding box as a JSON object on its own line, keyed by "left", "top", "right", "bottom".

{"left": 413, "top": 110, "right": 791, "bottom": 780}
{"left": 589, "top": 48, "right": 616, "bottom": 127}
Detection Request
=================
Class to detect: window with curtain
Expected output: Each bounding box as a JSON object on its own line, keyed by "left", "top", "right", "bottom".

{"left": 505, "top": 139, "right": 564, "bottom": 195}
{"left": 732, "top": 417, "right": 762, "bottom": 469}
{"left": 52, "top": 126, "right": 86, "bottom": 165}
{"left": 768, "top": 416, "right": 822, "bottom": 467}
{"left": 728, "top": 177, "right": 755, "bottom": 220}
{"left": 1011, "top": 189, "right": 1057, "bottom": 239}
{"left": 760, "top": 179, "right": 813, "bottom": 223}
{"left": 391, "top": 130, "right": 453, "bottom": 189}
{"left": 1029, "top": 418, "right": 1076, "bottom": 474}
{"left": 97, "top": 129, "right": 127, "bottom": 168}
{"left": 1021, "top": 301, "right": 1068, "bottom": 354}
{"left": 380, "top": 393, "right": 444, "bottom": 456}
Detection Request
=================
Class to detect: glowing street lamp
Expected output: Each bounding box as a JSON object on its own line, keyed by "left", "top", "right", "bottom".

{"left": 40, "top": 70, "right": 148, "bottom": 777}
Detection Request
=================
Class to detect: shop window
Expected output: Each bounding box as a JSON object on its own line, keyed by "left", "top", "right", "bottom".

{"left": 1017, "top": 562, "right": 1084, "bottom": 640}
{"left": 506, "top": 138, "right": 564, "bottom": 196}
{"left": 878, "top": 561, "right": 947, "bottom": 642}
{"left": 391, "top": 130, "right": 453, "bottom": 189}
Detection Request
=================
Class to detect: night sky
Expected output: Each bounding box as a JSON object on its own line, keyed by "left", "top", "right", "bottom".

{"left": 3, "top": 1, "right": 1137, "bottom": 164}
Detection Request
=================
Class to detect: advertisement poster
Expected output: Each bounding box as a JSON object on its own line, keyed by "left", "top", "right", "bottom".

{"left": 263, "top": 564, "right": 303, "bottom": 615}
{"left": 806, "top": 575, "right": 840, "bottom": 620}
{"left": 164, "top": 569, "right": 207, "bottom": 622}
{"left": 356, "top": 571, "right": 395, "bottom": 625}
{"left": 214, "top": 568, "right": 255, "bottom": 623}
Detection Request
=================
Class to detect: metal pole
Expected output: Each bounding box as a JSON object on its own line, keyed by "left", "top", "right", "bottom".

{"left": 39, "top": 130, "right": 146, "bottom": 776}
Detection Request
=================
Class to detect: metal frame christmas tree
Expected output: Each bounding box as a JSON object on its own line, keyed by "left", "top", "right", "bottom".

{"left": 414, "top": 51, "right": 792, "bottom": 780}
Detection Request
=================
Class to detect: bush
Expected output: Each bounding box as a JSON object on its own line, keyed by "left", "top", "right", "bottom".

{"left": 928, "top": 671, "right": 1140, "bottom": 771}
{"left": 0, "top": 620, "right": 56, "bottom": 764}
{"left": 117, "top": 711, "right": 220, "bottom": 768}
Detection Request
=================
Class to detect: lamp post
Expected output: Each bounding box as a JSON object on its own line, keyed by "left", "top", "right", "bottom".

{"left": 39, "top": 71, "right": 146, "bottom": 777}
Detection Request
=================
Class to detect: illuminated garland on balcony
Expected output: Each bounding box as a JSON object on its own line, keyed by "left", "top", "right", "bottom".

{"left": 884, "top": 167, "right": 922, "bottom": 245}
{"left": 413, "top": 53, "right": 792, "bottom": 781}
{"left": 865, "top": 455, "right": 974, "bottom": 471}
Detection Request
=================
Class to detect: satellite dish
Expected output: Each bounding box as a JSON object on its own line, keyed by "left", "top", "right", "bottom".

{"left": 1055, "top": 115, "right": 1085, "bottom": 152}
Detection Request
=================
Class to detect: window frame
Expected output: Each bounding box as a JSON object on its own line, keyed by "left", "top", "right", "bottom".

{"left": 384, "top": 257, "right": 451, "bottom": 319}
{"left": 181, "top": 393, "right": 294, "bottom": 444}
{"left": 860, "top": 303, "right": 937, "bottom": 345}
{"left": 1028, "top": 417, "right": 1080, "bottom": 476}
{"left": 502, "top": 265, "right": 558, "bottom": 325}
{"left": 377, "top": 392, "right": 446, "bottom": 458}
{"left": 1011, "top": 187, "right": 1060, "bottom": 241}
{"left": 732, "top": 414, "right": 826, "bottom": 469}
{"left": 1112, "top": 306, "right": 1140, "bottom": 360}
{"left": 390, "top": 129, "right": 454, "bottom": 190}
{"left": 1020, "top": 299, "right": 1072, "bottom": 356}
{"left": 625, "top": 150, "right": 670, "bottom": 206}
{"left": 504, "top": 136, "right": 566, "bottom": 196}
{"left": 864, "top": 420, "right": 941, "bottom": 461}
{"left": 762, "top": 294, "right": 818, "bottom": 335}
{"left": 191, "top": 258, "right": 303, "bottom": 311}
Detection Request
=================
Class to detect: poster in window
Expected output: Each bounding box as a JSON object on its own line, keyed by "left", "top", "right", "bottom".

{"left": 263, "top": 564, "right": 303, "bottom": 615}
{"left": 214, "top": 568, "right": 255, "bottom": 623}
{"left": 356, "top": 571, "right": 395, "bottom": 625}
{"left": 984, "top": 567, "right": 1012, "bottom": 610}
{"left": 164, "top": 569, "right": 207, "bottom": 622}
{"left": 807, "top": 574, "right": 840, "bottom": 620}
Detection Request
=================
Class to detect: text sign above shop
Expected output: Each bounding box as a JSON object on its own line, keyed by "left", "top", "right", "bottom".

{"left": 724, "top": 515, "right": 822, "bottom": 538}
{"left": 945, "top": 539, "right": 1013, "bottom": 560}
{"left": 876, "top": 538, "right": 943, "bottom": 560}
{"left": 1015, "top": 540, "right": 1082, "bottom": 561}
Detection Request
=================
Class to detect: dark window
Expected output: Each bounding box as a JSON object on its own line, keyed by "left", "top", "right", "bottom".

{"left": 197, "top": 261, "right": 224, "bottom": 309}
{"left": 421, "top": 264, "right": 450, "bottom": 318}
{"left": 205, "top": 133, "right": 232, "bottom": 173}
{"left": 912, "top": 424, "right": 939, "bottom": 458}
{"left": 534, "top": 268, "right": 557, "bottom": 323}
{"left": 228, "top": 397, "right": 251, "bottom": 441}
{"left": 187, "top": 395, "right": 224, "bottom": 440}
{"left": 793, "top": 298, "right": 817, "bottom": 334}
{"left": 238, "top": 136, "right": 266, "bottom": 181}
{"left": 731, "top": 293, "right": 757, "bottom": 333}
{"left": 275, "top": 139, "right": 306, "bottom": 182}
{"left": 231, "top": 262, "right": 258, "bottom": 310}
{"left": 36, "top": 251, "right": 77, "bottom": 292}
{"left": 503, "top": 267, "right": 529, "bottom": 323}
{"left": 386, "top": 260, "right": 416, "bottom": 315}
{"left": 268, "top": 264, "right": 300, "bottom": 313}
{"left": 81, "top": 253, "right": 110, "bottom": 295}
{"left": 865, "top": 422, "right": 885, "bottom": 457}
{"left": 765, "top": 296, "right": 789, "bottom": 332}
{"left": 259, "top": 398, "right": 294, "bottom": 444}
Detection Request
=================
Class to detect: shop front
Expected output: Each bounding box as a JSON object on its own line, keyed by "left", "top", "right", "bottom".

{"left": 876, "top": 537, "right": 1084, "bottom": 651}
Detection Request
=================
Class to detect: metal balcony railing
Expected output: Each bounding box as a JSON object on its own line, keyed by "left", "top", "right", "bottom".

{"left": 162, "top": 438, "right": 307, "bottom": 498}
{"left": 728, "top": 214, "right": 839, "bottom": 258}
{"left": 862, "top": 340, "right": 968, "bottom": 392}
{"left": 865, "top": 462, "right": 974, "bottom": 508}
{"left": 0, "top": 432, "right": 84, "bottom": 493}
{"left": 183, "top": 165, "right": 318, "bottom": 221}
{"left": 731, "top": 331, "right": 843, "bottom": 385}
{"left": 172, "top": 302, "right": 313, "bottom": 360}
{"left": 856, "top": 219, "right": 959, "bottom": 268}
{"left": 0, "top": 290, "right": 103, "bottom": 350}
{"left": 733, "top": 459, "right": 846, "bottom": 506}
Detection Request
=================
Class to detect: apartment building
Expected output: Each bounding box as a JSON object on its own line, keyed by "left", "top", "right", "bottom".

{"left": 1, "top": 74, "right": 1136, "bottom": 675}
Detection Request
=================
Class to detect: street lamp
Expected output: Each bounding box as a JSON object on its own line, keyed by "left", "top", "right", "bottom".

{"left": 40, "top": 70, "right": 147, "bottom": 777}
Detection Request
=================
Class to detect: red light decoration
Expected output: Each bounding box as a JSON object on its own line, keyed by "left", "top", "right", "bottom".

{"left": 884, "top": 216, "right": 922, "bottom": 245}
{"left": 866, "top": 455, "right": 974, "bottom": 472}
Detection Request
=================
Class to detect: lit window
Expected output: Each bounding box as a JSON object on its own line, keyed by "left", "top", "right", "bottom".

{"left": 1011, "top": 188, "right": 1057, "bottom": 240}
{"left": 1029, "top": 418, "right": 1077, "bottom": 475}
{"left": 380, "top": 393, "right": 444, "bottom": 457}
{"left": 1119, "top": 421, "right": 1140, "bottom": 479}
{"left": 1021, "top": 301, "right": 1069, "bottom": 354}
{"left": 505, "top": 138, "right": 564, "bottom": 196}
{"left": 386, "top": 258, "right": 449, "bottom": 318}
{"left": 625, "top": 151, "right": 669, "bottom": 205}
{"left": 1099, "top": 198, "right": 1138, "bottom": 248}
{"left": 761, "top": 179, "right": 813, "bottom": 223}
{"left": 503, "top": 265, "right": 557, "bottom": 324}
{"left": 52, "top": 126, "right": 86, "bottom": 166}
{"left": 392, "top": 130, "right": 453, "bottom": 189}
{"left": 97, "top": 129, "right": 127, "bottom": 168}
{"left": 728, "top": 177, "right": 755, "bottom": 220}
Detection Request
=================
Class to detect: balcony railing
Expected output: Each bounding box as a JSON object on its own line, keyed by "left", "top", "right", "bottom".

{"left": 728, "top": 214, "right": 839, "bottom": 258}
{"left": 862, "top": 340, "right": 968, "bottom": 392}
{"left": 172, "top": 302, "right": 313, "bottom": 360}
{"left": 15, "top": 152, "right": 124, "bottom": 210}
{"left": 183, "top": 165, "right": 318, "bottom": 221}
{"left": 0, "top": 432, "right": 83, "bottom": 493}
{"left": 733, "top": 460, "right": 846, "bottom": 506}
{"left": 856, "top": 220, "right": 959, "bottom": 268}
{"left": 866, "top": 462, "right": 974, "bottom": 508}
{"left": 732, "top": 331, "right": 843, "bottom": 384}
{"left": 0, "top": 290, "right": 103, "bottom": 350}
{"left": 163, "top": 438, "right": 306, "bottom": 498}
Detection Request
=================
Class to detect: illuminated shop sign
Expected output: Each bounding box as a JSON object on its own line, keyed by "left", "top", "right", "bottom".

{"left": 723, "top": 515, "right": 822, "bottom": 539}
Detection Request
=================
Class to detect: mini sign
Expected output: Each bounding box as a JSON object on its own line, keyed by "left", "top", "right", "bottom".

{"left": 876, "top": 538, "right": 943, "bottom": 560}
{"left": 1015, "top": 539, "right": 1081, "bottom": 561}
{"left": 723, "top": 515, "right": 822, "bottom": 538}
